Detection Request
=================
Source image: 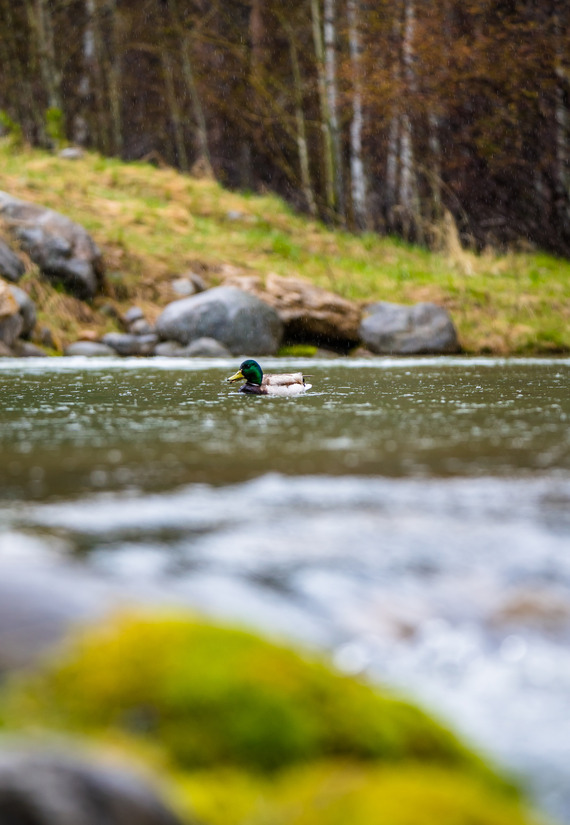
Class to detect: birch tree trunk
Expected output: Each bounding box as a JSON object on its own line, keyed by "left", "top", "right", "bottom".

{"left": 324, "top": 0, "right": 344, "bottom": 219}
{"left": 347, "top": 0, "right": 367, "bottom": 229}
{"left": 399, "top": 0, "right": 421, "bottom": 241}
{"left": 310, "top": 0, "right": 335, "bottom": 217}
{"left": 386, "top": 3, "right": 402, "bottom": 230}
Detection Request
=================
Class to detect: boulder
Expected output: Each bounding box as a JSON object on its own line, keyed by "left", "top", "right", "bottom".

{"left": 0, "top": 748, "right": 186, "bottom": 825}
{"left": 0, "top": 279, "right": 23, "bottom": 347}
{"left": 0, "top": 237, "right": 25, "bottom": 282}
{"left": 102, "top": 332, "right": 158, "bottom": 356}
{"left": 12, "top": 341, "right": 47, "bottom": 357}
{"left": 222, "top": 272, "right": 361, "bottom": 349}
{"left": 0, "top": 191, "right": 104, "bottom": 300}
{"left": 360, "top": 301, "right": 460, "bottom": 355}
{"left": 64, "top": 341, "right": 118, "bottom": 357}
{"left": 7, "top": 284, "right": 36, "bottom": 338}
{"left": 156, "top": 286, "right": 283, "bottom": 356}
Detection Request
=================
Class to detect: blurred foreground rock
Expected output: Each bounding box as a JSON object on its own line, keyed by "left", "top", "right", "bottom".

{"left": 156, "top": 286, "right": 283, "bottom": 355}
{"left": 0, "top": 748, "right": 186, "bottom": 825}
{"left": 360, "top": 301, "right": 460, "bottom": 355}
{"left": 0, "top": 192, "right": 105, "bottom": 300}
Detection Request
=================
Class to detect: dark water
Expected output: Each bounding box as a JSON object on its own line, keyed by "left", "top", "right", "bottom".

{"left": 1, "top": 357, "right": 568, "bottom": 500}
{"left": 0, "top": 357, "right": 569, "bottom": 821}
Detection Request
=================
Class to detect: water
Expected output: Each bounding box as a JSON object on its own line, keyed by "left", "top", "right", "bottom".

{"left": 1, "top": 357, "right": 569, "bottom": 820}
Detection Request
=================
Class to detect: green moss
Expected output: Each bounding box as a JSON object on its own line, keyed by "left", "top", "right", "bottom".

{"left": 277, "top": 344, "right": 319, "bottom": 357}
{"left": 6, "top": 612, "right": 495, "bottom": 779}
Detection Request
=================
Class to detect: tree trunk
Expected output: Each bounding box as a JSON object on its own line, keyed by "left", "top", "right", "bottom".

{"left": 33, "top": 0, "right": 61, "bottom": 111}
{"left": 399, "top": 0, "right": 421, "bottom": 241}
{"left": 169, "top": 0, "right": 213, "bottom": 176}
{"left": 105, "top": 0, "right": 122, "bottom": 156}
{"left": 347, "top": 0, "right": 367, "bottom": 229}
{"left": 554, "top": 2, "right": 570, "bottom": 233}
{"left": 323, "top": 0, "right": 344, "bottom": 219}
{"left": 287, "top": 27, "right": 317, "bottom": 217}
{"left": 161, "top": 50, "right": 189, "bottom": 172}
{"left": 310, "top": 0, "right": 335, "bottom": 217}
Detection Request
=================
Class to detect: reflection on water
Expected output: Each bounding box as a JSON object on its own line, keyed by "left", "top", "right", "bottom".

{"left": 0, "top": 357, "right": 569, "bottom": 820}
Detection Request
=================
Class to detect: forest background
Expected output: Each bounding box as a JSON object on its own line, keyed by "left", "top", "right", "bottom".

{"left": 1, "top": 0, "right": 569, "bottom": 256}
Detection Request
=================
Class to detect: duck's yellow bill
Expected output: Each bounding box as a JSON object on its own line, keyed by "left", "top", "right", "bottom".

{"left": 227, "top": 369, "right": 244, "bottom": 383}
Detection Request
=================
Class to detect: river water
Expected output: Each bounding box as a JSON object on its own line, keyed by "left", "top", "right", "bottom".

{"left": 0, "top": 357, "right": 569, "bottom": 820}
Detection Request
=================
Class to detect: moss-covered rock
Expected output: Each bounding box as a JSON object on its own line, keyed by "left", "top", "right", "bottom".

{"left": 5, "top": 612, "right": 490, "bottom": 777}
{"left": 176, "top": 763, "right": 538, "bottom": 825}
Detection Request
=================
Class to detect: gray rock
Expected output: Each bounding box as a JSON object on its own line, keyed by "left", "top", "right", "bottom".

{"left": 0, "top": 342, "right": 13, "bottom": 357}
{"left": 102, "top": 332, "right": 158, "bottom": 356}
{"left": 171, "top": 272, "right": 206, "bottom": 297}
{"left": 7, "top": 284, "right": 36, "bottom": 337}
{"left": 0, "top": 313, "right": 22, "bottom": 348}
{"left": 156, "top": 286, "right": 283, "bottom": 356}
{"left": 58, "top": 146, "right": 85, "bottom": 159}
{"left": 129, "top": 318, "right": 154, "bottom": 336}
{"left": 0, "top": 748, "right": 186, "bottom": 825}
{"left": 359, "top": 301, "right": 460, "bottom": 355}
{"left": 64, "top": 341, "right": 118, "bottom": 357}
{"left": 0, "top": 281, "right": 23, "bottom": 347}
{"left": 123, "top": 306, "right": 144, "bottom": 325}
{"left": 185, "top": 337, "right": 231, "bottom": 357}
{"left": 12, "top": 341, "right": 47, "bottom": 357}
{"left": 153, "top": 340, "right": 189, "bottom": 357}
{"left": 0, "top": 237, "right": 25, "bottom": 282}
{"left": 0, "top": 191, "right": 104, "bottom": 300}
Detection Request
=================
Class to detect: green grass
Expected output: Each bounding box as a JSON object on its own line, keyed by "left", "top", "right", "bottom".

{"left": 1, "top": 140, "right": 569, "bottom": 353}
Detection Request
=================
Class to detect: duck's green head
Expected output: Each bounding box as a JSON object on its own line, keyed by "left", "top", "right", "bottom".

{"left": 227, "top": 359, "right": 263, "bottom": 385}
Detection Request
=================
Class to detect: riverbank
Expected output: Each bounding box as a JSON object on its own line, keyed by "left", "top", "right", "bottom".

{"left": 1, "top": 141, "right": 569, "bottom": 355}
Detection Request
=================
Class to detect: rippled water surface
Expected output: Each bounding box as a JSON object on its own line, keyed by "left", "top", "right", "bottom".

{"left": 1, "top": 357, "right": 569, "bottom": 820}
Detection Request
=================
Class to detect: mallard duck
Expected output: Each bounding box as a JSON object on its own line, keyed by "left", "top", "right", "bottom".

{"left": 227, "top": 359, "right": 312, "bottom": 395}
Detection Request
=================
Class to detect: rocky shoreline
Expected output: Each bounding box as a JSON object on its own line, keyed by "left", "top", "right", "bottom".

{"left": 1, "top": 192, "right": 460, "bottom": 360}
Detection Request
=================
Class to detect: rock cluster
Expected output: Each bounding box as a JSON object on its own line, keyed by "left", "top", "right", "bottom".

{"left": 0, "top": 192, "right": 105, "bottom": 300}
{"left": 1, "top": 191, "right": 462, "bottom": 359}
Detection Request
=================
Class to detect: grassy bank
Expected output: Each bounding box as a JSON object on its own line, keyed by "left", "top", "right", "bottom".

{"left": 0, "top": 612, "right": 541, "bottom": 825}
{"left": 1, "top": 142, "right": 569, "bottom": 354}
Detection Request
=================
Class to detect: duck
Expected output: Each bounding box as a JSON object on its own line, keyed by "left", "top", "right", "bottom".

{"left": 227, "top": 359, "right": 312, "bottom": 395}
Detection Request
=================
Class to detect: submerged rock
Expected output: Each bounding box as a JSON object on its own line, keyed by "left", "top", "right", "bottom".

{"left": 0, "top": 191, "right": 104, "bottom": 300}
{"left": 360, "top": 301, "right": 460, "bottom": 355}
{"left": 0, "top": 238, "right": 25, "bottom": 283}
{"left": 156, "top": 286, "right": 283, "bottom": 355}
{"left": 0, "top": 748, "right": 186, "bottom": 825}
